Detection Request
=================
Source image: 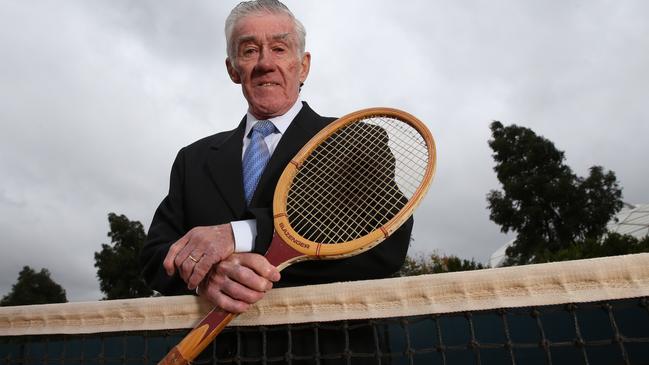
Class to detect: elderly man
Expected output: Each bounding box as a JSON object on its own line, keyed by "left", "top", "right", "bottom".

{"left": 141, "top": 0, "right": 412, "bottom": 316}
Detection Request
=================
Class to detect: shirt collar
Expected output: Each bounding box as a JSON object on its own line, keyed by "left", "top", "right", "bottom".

{"left": 244, "top": 98, "right": 303, "bottom": 138}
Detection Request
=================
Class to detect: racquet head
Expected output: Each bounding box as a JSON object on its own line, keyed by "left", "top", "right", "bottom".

{"left": 273, "top": 107, "right": 436, "bottom": 261}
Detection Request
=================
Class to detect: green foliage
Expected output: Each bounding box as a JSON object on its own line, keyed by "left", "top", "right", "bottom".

{"left": 395, "top": 252, "right": 486, "bottom": 277}
{"left": 1, "top": 266, "right": 67, "bottom": 306}
{"left": 487, "top": 121, "right": 624, "bottom": 265}
{"left": 94, "top": 213, "right": 153, "bottom": 300}
{"left": 549, "top": 233, "right": 649, "bottom": 262}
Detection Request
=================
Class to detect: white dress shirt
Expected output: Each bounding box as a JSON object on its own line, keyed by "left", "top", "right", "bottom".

{"left": 230, "top": 99, "right": 303, "bottom": 252}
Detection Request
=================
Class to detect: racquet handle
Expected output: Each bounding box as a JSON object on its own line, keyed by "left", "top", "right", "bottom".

{"left": 157, "top": 234, "right": 304, "bottom": 364}
{"left": 157, "top": 308, "right": 236, "bottom": 365}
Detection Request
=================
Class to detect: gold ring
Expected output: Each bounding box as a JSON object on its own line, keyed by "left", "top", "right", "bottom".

{"left": 188, "top": 255, "right": 200, "bottom": 263}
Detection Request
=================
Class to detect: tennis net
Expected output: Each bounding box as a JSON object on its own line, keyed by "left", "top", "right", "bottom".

{"left": 2, "top": 253, "right": 648, "bottom": 364}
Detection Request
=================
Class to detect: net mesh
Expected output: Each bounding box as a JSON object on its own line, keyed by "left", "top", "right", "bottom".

{"left": 286, "top": 116, "right": 430, "bottom": 244}
{"left": 2, "top": 254, "right": 649, "bottom": 364}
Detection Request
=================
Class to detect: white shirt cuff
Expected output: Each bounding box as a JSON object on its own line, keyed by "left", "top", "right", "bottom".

{"left": 230, "top": 219, "right": 256, "bottom": 252}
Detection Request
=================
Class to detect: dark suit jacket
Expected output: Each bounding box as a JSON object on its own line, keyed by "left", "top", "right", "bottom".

{"left": 140, "top": 102, "right": 413, "bottom": 295}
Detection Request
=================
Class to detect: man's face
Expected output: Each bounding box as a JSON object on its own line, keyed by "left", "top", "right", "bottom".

{"left": 226, "top": 13, "right": 310, "bottom": 119}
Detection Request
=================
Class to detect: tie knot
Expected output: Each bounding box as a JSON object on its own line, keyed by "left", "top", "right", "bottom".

{"left": 251, "top": 120, "right": 276, "bottom": 138}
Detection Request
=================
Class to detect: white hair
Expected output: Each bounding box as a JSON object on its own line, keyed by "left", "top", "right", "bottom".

{"left": 225, "top": 0, "right": 306, "bottom": 60}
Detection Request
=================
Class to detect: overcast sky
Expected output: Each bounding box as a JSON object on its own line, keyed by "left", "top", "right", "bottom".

{"left": 1, "top": 1, "right": 647, "bottom": 302}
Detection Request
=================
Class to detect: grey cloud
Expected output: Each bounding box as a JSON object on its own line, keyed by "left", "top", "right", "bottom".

{"left": 1, "top": 0, "right": 647, "bottom": 301}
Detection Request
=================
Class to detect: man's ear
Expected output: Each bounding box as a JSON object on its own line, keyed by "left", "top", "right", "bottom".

{"left": 299, "top": 52, "right": 311, "bottom": 85}
{"left": 226, "top": 58, "right": 241, "bottom": 84}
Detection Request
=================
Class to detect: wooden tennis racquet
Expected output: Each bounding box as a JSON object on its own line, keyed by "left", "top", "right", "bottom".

{"left": 158, "top": 107, "right": 436, "bottom": 364}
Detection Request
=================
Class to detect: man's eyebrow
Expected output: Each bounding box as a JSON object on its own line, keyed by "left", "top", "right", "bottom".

{"left": 237, "top": 33, "right": 291, "bottom": 44}
{"left": 237, "top": 35, "right": 257, "bottom": 44}
{"left": 271, "top": 33, "right": 290, "bottom": 41}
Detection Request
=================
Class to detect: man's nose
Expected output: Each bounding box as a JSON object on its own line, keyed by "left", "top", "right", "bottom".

{"left": 255, "top": 48, "right": 275, "bottom": 71}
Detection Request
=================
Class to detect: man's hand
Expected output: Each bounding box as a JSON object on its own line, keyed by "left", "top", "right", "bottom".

{"left": 198, "top": 253, "right": 280, "bottom": 313}
{"left": 163, "top": 224, "right": 235, "bottom": 290}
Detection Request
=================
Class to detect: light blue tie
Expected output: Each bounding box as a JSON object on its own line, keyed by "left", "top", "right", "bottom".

{"left": 243, "top": 120, "right": 277, "bottom": 206}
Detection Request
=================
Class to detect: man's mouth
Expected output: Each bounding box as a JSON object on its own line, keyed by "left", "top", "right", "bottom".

{"left": 258, "top": 82, "right": 279, "bottom": 87}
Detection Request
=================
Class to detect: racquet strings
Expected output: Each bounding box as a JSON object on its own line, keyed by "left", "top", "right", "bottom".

{"left": 286, "top": 116, "right": 430, "bottom": 244}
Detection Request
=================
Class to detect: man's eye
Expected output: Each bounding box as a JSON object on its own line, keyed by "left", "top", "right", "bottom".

{"left": 242, "top": 48, "right": 258, "bottom": 56}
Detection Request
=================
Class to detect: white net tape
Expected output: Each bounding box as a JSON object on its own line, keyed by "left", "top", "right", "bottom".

{"left": 2, "top": 254, "right": 648, "bottom": 336}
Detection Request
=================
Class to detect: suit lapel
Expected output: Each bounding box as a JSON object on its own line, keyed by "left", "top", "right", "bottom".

{"left": 206, "top": 118, "right": 247, "bottom": 217}
{"left": 251, "top": 102, "right": 330, "bottom": 206}
{"left": 204, "top": 103, "right": 332, "bottom": 212}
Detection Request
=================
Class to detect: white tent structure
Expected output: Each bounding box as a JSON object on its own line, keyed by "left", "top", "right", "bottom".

{"left": 489, "top": 203, "right": 649, "bottom": 267}
{"left": 606, "top": 203, "right": 649, "bottom": 237}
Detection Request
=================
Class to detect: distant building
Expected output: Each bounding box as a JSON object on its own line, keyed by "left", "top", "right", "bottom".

{"left": 489, "top": 203, "right": 649, "bottom": 267}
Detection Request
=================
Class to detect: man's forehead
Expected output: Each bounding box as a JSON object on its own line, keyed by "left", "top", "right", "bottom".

{"left": 232, "top": 12, "right": 295, "bottom": 41}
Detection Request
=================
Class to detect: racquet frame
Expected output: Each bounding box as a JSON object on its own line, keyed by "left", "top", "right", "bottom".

{"left": 273, "top": 107, "right": 436, "bottom": 262}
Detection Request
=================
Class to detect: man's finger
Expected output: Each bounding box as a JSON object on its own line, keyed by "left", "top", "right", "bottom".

{"left": 187, "top": 256, "right": 211, "bottom": 290}
{"left": 236, "top": 253, "right": 281, "bottom": 283}
{"left": 218, "top": 254, "right": 279, "bottom": 293}
{"left": 219, "top": 274, "right": 266, "bottom": 304}
{"left": 163, "top": 235, "right": 189, "bottom": 276}
{"left": 200, "top": 277, "right": 259, "bottom": 314}
{"left": 199, "top": 275, "right": 253, "bottom": 314}
{"left": 208, "top": 289, "right": 251, "bottom": 314}
{"left": 178, "top": 255, "right": 198, "bottom": 283}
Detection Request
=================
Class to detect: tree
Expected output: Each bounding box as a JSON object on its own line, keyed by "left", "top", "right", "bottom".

{"left": 487, "top": 121, "right": 624, "bottom": 265}
{"left": 94, "top": 213, "right": 153, "bottom": 299}
{"left": 395, "top": 252, "right": 485, "bottom": 277}
{"left": 1, "top": 266, "right": 67, "bottom": 306}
